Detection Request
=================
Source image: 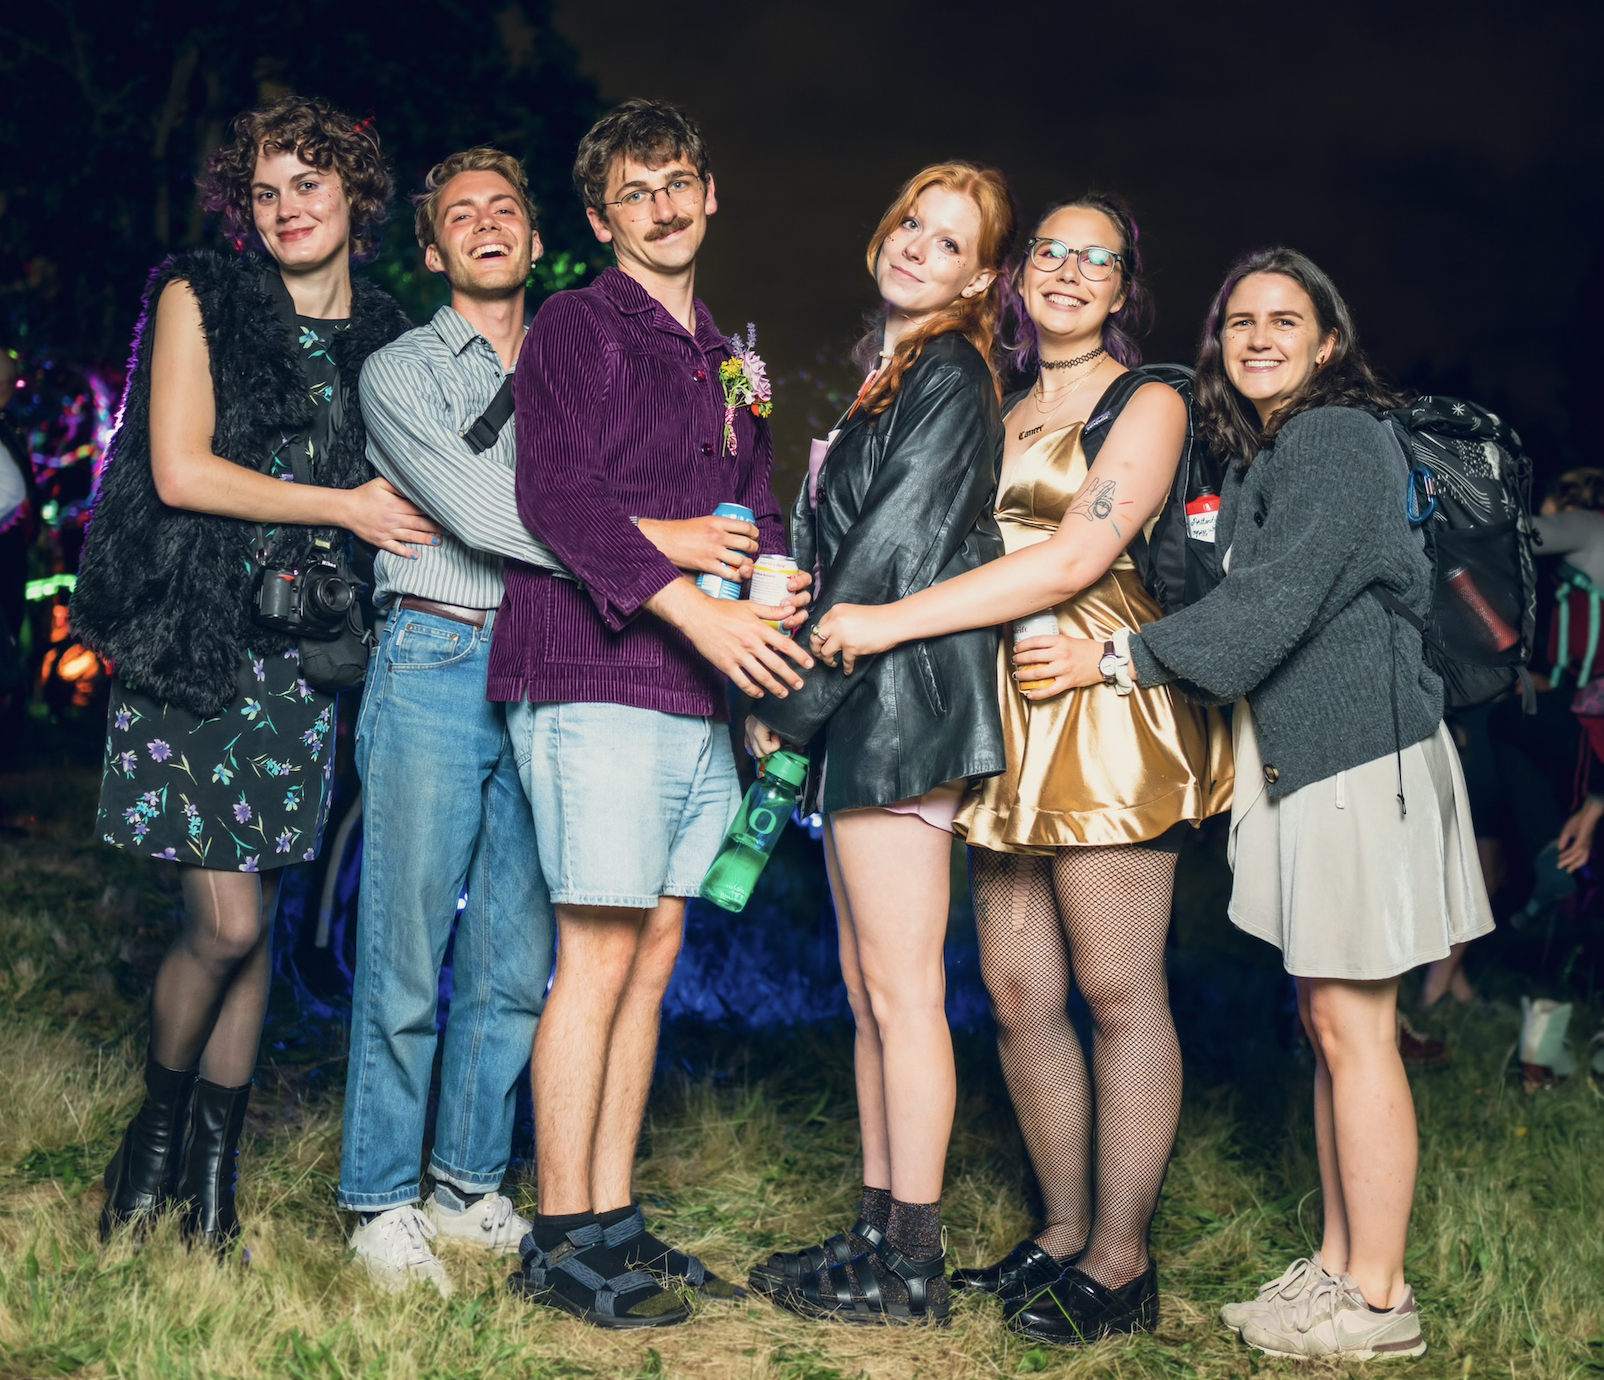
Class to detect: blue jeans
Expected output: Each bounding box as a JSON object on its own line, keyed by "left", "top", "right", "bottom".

{"left": 338, "top": 608, "right": 555, "bottom": 1211}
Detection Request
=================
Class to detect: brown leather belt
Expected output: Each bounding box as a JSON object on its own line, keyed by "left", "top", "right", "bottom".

{"left": 397, "top": 596, "right": 487, "bottom": 629}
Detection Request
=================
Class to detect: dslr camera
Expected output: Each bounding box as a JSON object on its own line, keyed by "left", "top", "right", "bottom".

{"left": 253, "top": 537, "right": 366, "bottom": 639}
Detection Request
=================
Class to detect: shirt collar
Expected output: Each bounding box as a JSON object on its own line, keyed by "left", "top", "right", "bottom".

{"left": 597, "top": 266, "right": 726, "bottom": 355}
{"left": 429, "top": 304, "right": 492, "bottom": 358}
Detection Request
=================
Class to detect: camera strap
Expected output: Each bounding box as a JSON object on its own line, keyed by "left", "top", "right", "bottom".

{"left": 462, "top": 374, "right": 515, "bottom": 454}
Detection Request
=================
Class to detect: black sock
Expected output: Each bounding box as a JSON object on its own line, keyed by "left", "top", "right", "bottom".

{"left": 532, "top": 1210, "right": 595, "bottom": 1249}
{"left": 432, "top": 1180, "right": 487, "bottom": 1209}
{"left": 595, "top": 1203, "right": 637, "bottom": 1230}
{"left": 859, "top": 1185, "right": 892, "bottom": 1234}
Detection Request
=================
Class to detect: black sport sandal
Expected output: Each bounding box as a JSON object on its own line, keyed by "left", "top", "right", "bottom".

{"left": 508, "top": 1221, "right": 691, "bottom": 1329}
{"left": 602, "top": 1205, "right": 746, "bottom": 1301}
{"left": 748, "top": 1217, "right": 886, "bottom": 1298}
{"left": 951, "top": 1239, "right": 1068, "bottom": 1301}
{"left": 772, "top": 1245, "right": 949, "bottom": 1326}
{"left": 1006, "top": 1260, "right": 1159, "bottom": 1345}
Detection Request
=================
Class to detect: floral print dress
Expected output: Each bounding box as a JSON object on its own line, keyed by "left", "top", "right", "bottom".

{"left": 95, "top": 315, "right": 350, "bottom": 872}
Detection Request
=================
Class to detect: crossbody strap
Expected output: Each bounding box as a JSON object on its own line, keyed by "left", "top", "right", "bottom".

{"left": 462, "top": 374, "right": 515, "bottom": 454}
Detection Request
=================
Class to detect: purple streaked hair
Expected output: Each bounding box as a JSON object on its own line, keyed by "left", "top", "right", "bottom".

{"left": 1000, "top": 191, "right": 1153, "bottom": 375}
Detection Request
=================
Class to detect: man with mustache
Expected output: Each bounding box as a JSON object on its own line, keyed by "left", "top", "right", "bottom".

{"left": 492, "top": 100, "right": 812, "bottom": 1328}
{"left": 339, "top": 148, "right": 563, "bottom": 1295}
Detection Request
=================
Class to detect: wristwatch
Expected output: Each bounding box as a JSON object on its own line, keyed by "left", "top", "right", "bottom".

{"left": 1099, "top": 630, "right": 1135, "bottom": 696}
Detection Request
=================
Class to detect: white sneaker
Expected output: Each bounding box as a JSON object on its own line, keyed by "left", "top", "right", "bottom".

{"left": 350, "top": 1205, "right": 454, "bottom": 1297}
{"left": 423, "top": 1186, "right": 530, "bottom": 1256}
{"left": 1241, "top": 1271, "right": 1427, "bottom": 1359}
{"left": 1220, "top": 1251, "right": 1327, "bottom": 1331}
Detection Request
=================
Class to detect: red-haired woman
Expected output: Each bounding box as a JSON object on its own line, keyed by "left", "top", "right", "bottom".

{"left": 743, "top": 162, "right": 1016, "bottom": 1325}
{"left": 72, "top": 97, "right": 435, "bottom": 1254}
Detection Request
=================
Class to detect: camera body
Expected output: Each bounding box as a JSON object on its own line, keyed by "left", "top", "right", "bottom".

{"left": 253, "top": 551, "right": 360, "bottom": 639}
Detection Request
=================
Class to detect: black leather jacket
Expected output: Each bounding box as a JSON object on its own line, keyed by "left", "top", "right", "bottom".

{"left": 755, "top": 333, "right": 1006, "bottom": 813}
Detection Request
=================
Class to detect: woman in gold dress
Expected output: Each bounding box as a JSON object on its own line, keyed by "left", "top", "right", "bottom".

{"left": 809, "top": 194, "right": 1232, "bottom": 1345}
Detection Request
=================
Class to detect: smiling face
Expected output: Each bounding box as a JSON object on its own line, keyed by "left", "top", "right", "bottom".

{"left": 875, "top": 184, "right": 995, "bottom": 321}
{"left": 1022, "top": 205, "right": 1128, "bottom": 350}
{"left": 585, "top": 152, "right": 716, "bottom": 277}
{"left": 250, "top": 148, "right": 352, "bottom": 271}
{"left": 424, "top": 169, "right": 541, "bottom": 299}
{"left": 1221, "top": 272, "right": 1337, "bottom": 424}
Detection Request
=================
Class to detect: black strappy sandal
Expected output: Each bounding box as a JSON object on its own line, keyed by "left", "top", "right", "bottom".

{"left": 747, "top": 1217, "right": 886, "bottom": 1298}
{"left": 508, "top": 1221, "right": 691, "bottom": 1329}
{"left": 772, "top": 1245, "right": 949, "bottom": 1326}
{"left": 602, "top": 1205, "right": 746, "bottom": 1301}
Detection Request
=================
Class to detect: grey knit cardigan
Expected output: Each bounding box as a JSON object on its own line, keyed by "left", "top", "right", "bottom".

{"left": 1128, "top": 405, "right": 1442, "bottom": 799}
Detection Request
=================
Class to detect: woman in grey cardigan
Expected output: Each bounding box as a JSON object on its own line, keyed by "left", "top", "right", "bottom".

{"left": 812, "top": 248, "right": 1491, "bottom": 1360}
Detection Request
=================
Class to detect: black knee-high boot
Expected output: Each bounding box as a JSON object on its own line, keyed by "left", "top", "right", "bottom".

{"left": 176, "top": 1078, "right": 252, "bottom": 1252}
{"left": 100, "top": 1053, "right": 197, "bottom": 1240}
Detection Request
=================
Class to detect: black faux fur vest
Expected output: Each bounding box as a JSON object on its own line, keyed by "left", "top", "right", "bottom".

{"left": 72, "top": 251, "right": 410, "bottom": 717}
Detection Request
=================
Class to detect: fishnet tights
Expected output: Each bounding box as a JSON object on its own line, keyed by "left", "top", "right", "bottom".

{"left": 148, "top": 868, "right": 280, "bottom": 1087}
{"left": 970, "top": 844, "right": 1181, "bottom": 1288}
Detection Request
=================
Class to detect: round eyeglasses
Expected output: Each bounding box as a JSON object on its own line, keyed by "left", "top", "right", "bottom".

{"left": 601, "top": 175, "right": 706, "bottom": 221}
{"left": 1026, "top": 238, "right": 1124, "bottom": 281}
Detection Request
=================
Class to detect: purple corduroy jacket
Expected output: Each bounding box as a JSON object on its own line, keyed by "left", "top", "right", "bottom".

{"left": 486, "top": 267, "right": 788, "bottom": 718}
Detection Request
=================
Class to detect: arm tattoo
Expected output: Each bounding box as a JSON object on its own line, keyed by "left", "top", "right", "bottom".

{"left": 1068, "top": 478, "right": 1117, "bottom": 523}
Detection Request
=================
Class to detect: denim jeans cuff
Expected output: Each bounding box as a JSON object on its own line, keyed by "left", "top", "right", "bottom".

{"left": 426, "top": 1155, "right": 507, "bottom": 1196}
{"left": 336, "top": 1186, "right": 422, "bottom": 1213}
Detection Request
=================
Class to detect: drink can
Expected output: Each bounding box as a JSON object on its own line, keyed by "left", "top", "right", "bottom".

{"left": 1185, "top": 491, "right": 1221, "bottom": 543}
{"left": 1013, "top": 610, "right": 1058, "bottom": 692}
{"left": 749, "top": 554, "right": 799, "bottom": 628}
{"left": 696, "top": 502, "right": 755, "bottom": 600}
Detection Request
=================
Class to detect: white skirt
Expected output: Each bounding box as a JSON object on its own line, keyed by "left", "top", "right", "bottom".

{"left": 1227, "top": 700, "right": 1494, "bottom": 980}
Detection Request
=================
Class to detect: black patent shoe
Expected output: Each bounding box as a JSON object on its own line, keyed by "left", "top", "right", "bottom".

{"left": 175, "top": 1078, "right": 252, "bottom": 1255}
{"left": 748, "top": 1217, "right": 886, "bottom": 1298}
{"left": 99, "top": 1055, "right": 197, "bottom": 1241}
{"left": 951, "top": 1239, "right": 1068, "bottom": 1301}
{"left": 1006, "top": 1261, "right": 1158, "bottom": 1346}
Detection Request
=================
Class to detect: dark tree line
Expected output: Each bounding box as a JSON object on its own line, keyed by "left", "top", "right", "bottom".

{"left": 0, "top": 0, "right": 605, "bottom": 362}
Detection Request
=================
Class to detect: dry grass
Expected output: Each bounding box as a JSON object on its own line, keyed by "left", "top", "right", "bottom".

{"left": 2, "top": 752, "right": 1602, "bottom": 1380}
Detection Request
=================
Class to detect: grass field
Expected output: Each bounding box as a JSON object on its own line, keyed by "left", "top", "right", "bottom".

{"left": 2, "top": 737, "right": 1602, "bottom": 1380}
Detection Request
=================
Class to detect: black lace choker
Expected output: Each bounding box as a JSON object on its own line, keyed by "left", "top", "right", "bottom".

{"left": 1040, "top": 345, "right": 1107, "bottom": 371}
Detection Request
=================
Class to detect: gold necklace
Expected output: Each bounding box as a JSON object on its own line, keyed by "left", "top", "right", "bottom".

{"left": 1018, "top": 354, "right": 1107, "bottom": 440}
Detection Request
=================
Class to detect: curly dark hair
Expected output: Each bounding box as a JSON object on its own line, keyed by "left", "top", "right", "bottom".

{"left": 1000, "top": 191, "right": 1153, "bottom": 374}
{"left": 573, "top": 99, "right": 710, "bottom": 216}
{"left": 1195, "top": 246, "right": 1410, "bottom": 469}
{"left": 200, "top": 97, "right": 393, "bottom": 263}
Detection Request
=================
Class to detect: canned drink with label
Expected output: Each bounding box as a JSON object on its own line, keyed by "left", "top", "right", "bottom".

{"left": 748, "top": 554, "right": 799, "bottom": 628}
{"left": 696, "top": 502, "right": 756, "bottom": 600}
{"left": 1013, "top": 610, "right": 1058, "bottom": 692}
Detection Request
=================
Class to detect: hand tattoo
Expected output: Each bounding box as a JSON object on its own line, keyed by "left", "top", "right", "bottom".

{"left": 1068, "top": 479, "right": 1117, "bottom": 523}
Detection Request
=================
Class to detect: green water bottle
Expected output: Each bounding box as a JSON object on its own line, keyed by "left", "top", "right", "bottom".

{"left": 700, "top": 750, "right": 809, "bottom": 912}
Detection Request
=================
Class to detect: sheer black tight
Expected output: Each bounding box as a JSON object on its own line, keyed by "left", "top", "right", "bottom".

{"left": 970, "top": 844, "right": 1181, "bottom": 1288}
{"left": 148, "top": 867, "right": 280, "bottom": 1087}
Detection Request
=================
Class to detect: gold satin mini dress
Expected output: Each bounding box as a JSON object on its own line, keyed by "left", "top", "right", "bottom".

{"left": 955, "top": 421, "right": 1234, "bottom": 852}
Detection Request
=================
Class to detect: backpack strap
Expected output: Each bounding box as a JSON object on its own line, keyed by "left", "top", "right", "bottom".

{"left": 462, "top": 375, "right": 515, "bottom": 454}
{"left": 1552, "top": 561, "right": 1604, "bottom": 690}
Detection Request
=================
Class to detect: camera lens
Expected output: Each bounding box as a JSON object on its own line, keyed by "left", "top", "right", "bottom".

{"left": 304, "top": 572, "right": 353, "bottom": 620}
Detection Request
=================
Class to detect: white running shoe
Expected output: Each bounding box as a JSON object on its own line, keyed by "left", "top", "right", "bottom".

{"left": 350, "top": 1205, "right": 454, "bottom": 1298}
{"left": 423, "top": 1185, "right": 530, "bottom": 1257}
{"left": 1219, "top": 1251, "right": 1327, "bottom": 1331}
{"left": 1241, "top": 1271, "right": 1427, "bottom": 1359}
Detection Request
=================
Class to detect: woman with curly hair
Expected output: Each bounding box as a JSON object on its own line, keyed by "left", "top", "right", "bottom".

{"left": 72, "top": 96, "right": 435, "bottom": 1254}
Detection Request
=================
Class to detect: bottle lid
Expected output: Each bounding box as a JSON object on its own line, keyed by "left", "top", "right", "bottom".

{"left": 762, "top": 749, "right": 809, "bottom": 788}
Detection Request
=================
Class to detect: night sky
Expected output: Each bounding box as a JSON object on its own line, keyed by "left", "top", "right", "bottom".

{"left": 552, "top": 0, "right": 1603, "bottom": 495}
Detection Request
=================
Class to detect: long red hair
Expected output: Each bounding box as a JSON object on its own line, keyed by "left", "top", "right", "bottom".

{"left": 857, "top": 161, "right": 1017, "bottom": 416}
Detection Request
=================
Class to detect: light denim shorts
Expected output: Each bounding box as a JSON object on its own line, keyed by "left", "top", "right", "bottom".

{"left": 507, "top": 700, "right": 742, "bottom": 909}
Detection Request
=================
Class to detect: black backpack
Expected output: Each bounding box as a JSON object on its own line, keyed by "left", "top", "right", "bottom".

{"left": 1080, "top": 363, "right": 1225, "bottom": 615}
{"left": 1369, "top": 396, "right": 1538, "bottom": 711}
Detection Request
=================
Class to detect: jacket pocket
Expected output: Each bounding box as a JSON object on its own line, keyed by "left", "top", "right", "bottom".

{"left": 913, "top": 643, "right": 948, "bottom": 717}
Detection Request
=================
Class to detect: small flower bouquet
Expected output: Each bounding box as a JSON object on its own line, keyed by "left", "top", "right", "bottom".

{"left": 719, "top": 324, "right": 773, "bottom": 457}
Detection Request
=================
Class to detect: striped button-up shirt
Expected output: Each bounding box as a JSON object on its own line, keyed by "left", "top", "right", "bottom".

{"left": 487, "top": 267, "right": 787, "bottom": 718}
{"left": 359, "top": 305, "right": 563, "bottom": 611}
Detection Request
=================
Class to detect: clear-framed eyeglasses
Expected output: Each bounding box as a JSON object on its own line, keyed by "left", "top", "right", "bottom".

{"left": 1026, "top": 238, "right": 1124, "bottom": 281}
{"left": 600, "top": 175, "right": 706, "bottom": 221}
